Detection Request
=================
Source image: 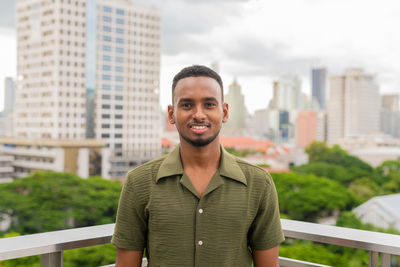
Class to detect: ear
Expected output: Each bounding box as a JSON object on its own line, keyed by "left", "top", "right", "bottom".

{"left": 222, "top": 102, "right": 228, "bottom": 123}
{"left": 167, "top": 105, "right": 175, "bottom": 124}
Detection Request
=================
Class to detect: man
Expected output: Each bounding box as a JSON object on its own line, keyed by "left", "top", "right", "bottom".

{"left": 112, "top": 65, "right": 284, "bottom": 267}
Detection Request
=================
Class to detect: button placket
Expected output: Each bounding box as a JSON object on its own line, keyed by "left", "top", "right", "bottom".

{"left": 194, "top": 198, "right": 206, "bottom": 265}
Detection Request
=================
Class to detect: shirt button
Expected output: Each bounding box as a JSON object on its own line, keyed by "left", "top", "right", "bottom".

{"left": 198, "top": 240, "right": 203, "bottom": 246}
{"left": 198, "top": 208, "right": 204, "bottom": 214}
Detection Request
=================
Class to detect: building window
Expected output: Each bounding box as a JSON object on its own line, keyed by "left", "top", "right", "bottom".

{"left": 102, "top": 65, "right": 111, "bottom": 71}
{"left": 116, "top": 28, "right": 124, "bottom": 34}
{"left": 102, "top": 84, "right": 111, "bottom": 90}
{"left": 116, "top": 57, "right": 123, "bottom": 63}
{"left": 102, "top": 45, "right": 111, "bottom": 51}
{"left": 103, "top": 35, "right": 112, "bottom": 42}
{"left": 101, "top": 94, "right": 111, "bottom": 99}
{"left": 115, "top": 85, "right": 123, "bottom": 91}
{"left": 102, "top": 124, "right": 110, "bottom": 128}
{"left": 103, "top": 55, "right": 111, "bottom": 61}
{"left": 115, "top": 133, "right": 123, "bottom": 138}
{"left": 116, "top": 18, "right": 124, "bottom": 24}
{"left": 115, "top": 76, "right": 123, "bottom": 82}
{"left": 101, "top": 133, "right": 110, "bottom": 138}
{"left": 115, "top": 105, "right": 123, "bottom": 110}
{"left": 116, "top": 38, "right": 124, "bottom": 44}
{"left": 116, "top": 47, "right": 124, "bottom": 53}
{"left": 116, "top": 9, "right": 124, "bottom": 15}
{"left": 103, "top": 6, "right": 112, "bottom": 13}
{"left": 115, "top": 66, "right": 123, "bottom": 72}
{"left": 115, "top": 114, "right": 123, "bottom": 119}
{"left": 115, "top": 95, "right": 123, "bottom": 100}
{"left": 103, "top": 26, "right": 111, "bottom": 32}
{"left": 102, "top": 74, "right": 111, "bottom": 80}
{"left": 102, "top": 16, "right": 112, "bottom": 22}
{"left": 102, "top": 104, "right": 110, "bottom": 109}
{"left": 115, "top": 124, "right": 123, "bottom": 129}
{"left": 102, "top": 114, "right": 111, "bottom": 119}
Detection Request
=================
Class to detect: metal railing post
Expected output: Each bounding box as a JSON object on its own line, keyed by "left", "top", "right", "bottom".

{"left": 41, "top": 251, "right": 63, "bottom": 267}
{"left": 380, "top": 253, "right": 391, "bottom": 267}
{"left": 369, "top": 251, "right": 378, "bottom": 267}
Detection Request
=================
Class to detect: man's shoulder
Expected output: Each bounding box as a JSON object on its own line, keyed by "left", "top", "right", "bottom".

{"left": 125, "top": 153, "right": 168, "bottom": 184}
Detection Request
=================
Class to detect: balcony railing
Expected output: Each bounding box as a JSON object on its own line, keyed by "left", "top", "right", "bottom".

{"left": 1, "top": 219, "right": 400, "bottom": 267}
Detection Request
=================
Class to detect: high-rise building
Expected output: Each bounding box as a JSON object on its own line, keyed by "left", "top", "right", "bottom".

{"left": 380, "top": 94, "right": 400, "bottom": 138}
{"left": 296, "top": 111, "right": 326, "bottom": 147}
{"left": 223, "top": 78, "right": 246, "bottom": 133}
{"left": 0, "top": 77, "right": 15, "bottom": 137}
{"left": 15, "top": 0, "right": 161, "bottom": 178}
{"left": 4, "top": 77, "right": 15, "bottom": 113}
{"left": 311, "top": 68, "right": 326, "bottom": 110}
{"left": 327, "top": 68, "right": 380, "bottom": 144}
{"left": 270, "top": 75, "right": 302, "bottom": 111}
{"left": 381, "top": 94, "right": 399, "bottom": 112}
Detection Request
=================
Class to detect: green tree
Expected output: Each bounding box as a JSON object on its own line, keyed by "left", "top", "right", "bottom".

{"left": 0, "top": 171, "right": 122, "bottom": 235}
{"left": 305, "top": 142, "right": 372, "bottom": 172}
{"left": 272, "top": 172, "right": 354, "bottom": 221}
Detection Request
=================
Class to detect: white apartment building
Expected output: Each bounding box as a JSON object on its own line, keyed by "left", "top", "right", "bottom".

{"left": 0, "top": 138, "right": 109, "bottom": 179}
{"left": 15, "top": 0, "right": 161, "bottom": 179}
{"left": 270, "top": 75, "right": 303, "bottom": 111}
{"left": 327, "top": 68, "right": 380, "bottom": 144}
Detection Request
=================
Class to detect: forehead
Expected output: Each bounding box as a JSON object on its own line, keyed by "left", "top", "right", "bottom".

{"left": 174, "top": 76, "right": 222, "bottom": 101}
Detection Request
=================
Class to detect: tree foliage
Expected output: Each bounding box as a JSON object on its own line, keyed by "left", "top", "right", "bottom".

{"left": 305, "top": 141, "right": 372, "bottom": 172}
{"left": 272, "top": 172, "right": 354, "bottom": 221}
{"left": 0, "top": 171, "right": 122, "bottom": 235}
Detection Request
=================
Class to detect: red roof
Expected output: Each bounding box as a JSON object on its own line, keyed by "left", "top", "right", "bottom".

{"left": 220, "top": 136, "right": 275, "bottom": 152}
{"left": 161, "top": 138, "right": 173, "bottom": 148}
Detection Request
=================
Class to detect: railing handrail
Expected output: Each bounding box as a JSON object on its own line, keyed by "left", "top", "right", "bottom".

{"left": 0, "top": 224, "right": 114, "bottom": 261}
{"left": 281, "top": 219, "right": 400, "bottom": 255}
{"left": 1, "top": 219, "right": 400, "bottom": 261}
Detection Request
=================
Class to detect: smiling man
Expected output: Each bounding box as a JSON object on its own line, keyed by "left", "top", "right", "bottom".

{"left": 111, "top": 65, "right": 284, "bottom": 267}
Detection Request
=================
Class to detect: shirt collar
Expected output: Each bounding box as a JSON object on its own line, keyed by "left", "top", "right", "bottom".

{"left": 156, "top": 145, "right": 247, "bottom": 186}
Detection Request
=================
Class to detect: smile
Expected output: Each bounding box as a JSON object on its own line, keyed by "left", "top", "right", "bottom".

{"left": 191, "top": 125, "right": 206, "bottom": 130}
{"left": 190, "top": 124, "right": 209, "bottom": 134}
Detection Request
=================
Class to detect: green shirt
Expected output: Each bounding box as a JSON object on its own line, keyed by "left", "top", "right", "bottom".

{"left": 111, "top": 145, "right": 284, "bottom": 267}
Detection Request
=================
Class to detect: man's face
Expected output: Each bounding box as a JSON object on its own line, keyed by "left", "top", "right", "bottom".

{"left": 168, "top": 76, "right": 228, "bottom": 147}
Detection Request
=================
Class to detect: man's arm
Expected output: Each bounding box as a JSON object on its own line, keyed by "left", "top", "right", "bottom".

{"left": 115, "top": 248, "right": 143, "bottom": 267}
{"left": 253, "top": 246, "right": 280, "bottom": 267}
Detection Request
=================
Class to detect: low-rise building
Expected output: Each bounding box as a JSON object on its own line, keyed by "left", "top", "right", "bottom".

{"left": 353, "top": 194, "right": 400, "bottom": 231}
{"left": 338, "top": 134, "right": 400, "bottom": 167}
{"left": 0, "top": 138, "right": 110, "bottom": 180}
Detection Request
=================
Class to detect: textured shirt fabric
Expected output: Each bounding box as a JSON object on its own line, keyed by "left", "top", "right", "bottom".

{"left": 111, "top": 145, "right": 284, "bottom": 267}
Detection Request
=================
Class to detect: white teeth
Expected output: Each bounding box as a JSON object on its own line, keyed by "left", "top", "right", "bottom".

{"left": 192, "top": 125, "right": 206, "bottom": 129}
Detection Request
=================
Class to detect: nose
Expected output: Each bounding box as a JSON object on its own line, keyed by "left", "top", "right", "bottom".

{"left": 193, "top": 105, "right": 206, "bottom": 121}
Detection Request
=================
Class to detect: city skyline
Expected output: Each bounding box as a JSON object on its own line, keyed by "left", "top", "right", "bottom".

{"left": 1, "top": 0, "right": 400, "bottom": 113}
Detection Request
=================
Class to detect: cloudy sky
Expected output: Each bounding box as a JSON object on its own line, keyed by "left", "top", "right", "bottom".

{"left": 0, "top": 0, "right": 399, "bottom": 113}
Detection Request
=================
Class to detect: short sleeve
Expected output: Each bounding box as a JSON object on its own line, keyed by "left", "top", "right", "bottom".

{"left": 111, "top": 170, "right": 148, "bottom": 250}
{"left": 248, "top": 176, "right": 285, "bottom": 250}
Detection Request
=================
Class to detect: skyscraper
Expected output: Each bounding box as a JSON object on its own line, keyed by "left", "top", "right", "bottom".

{"left": 327, "top": 68, "right": 380, "bottom": 144}
{"left": 270, "top": 75, "right": 302, "bottom": 111}
{"left": 223, "top": 78, "right": 246, "bottom": 134}
{"left": 4, "top": 77, "right": 15, "bottom": 113}
{"left": 15, "top": 0, "right": 161, "bottom": 178}
{"left": 311, "top": 68, "right": 326, "bottom": 109}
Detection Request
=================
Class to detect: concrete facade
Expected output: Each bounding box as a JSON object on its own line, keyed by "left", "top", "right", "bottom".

{"left": 327, "top": 69, "right": 380, "bottom": 144}
{"left": 15, "top": 0, "right": 162, "bottom": 179}
{"left": 0, "top": 138, "right": 109, "bottom": 180}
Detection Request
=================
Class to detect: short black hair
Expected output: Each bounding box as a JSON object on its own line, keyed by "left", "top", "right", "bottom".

{"left": 172, "top": 65, "right": 224, "bottom": 102}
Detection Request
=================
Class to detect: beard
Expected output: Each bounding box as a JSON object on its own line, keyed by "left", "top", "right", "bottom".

{"left": 178, "top": 128, "right": 221, "bottom": 147}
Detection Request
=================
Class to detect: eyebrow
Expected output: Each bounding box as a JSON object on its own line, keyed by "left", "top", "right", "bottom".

{"left": 177, "top": 97, "right": 219, "bottom": 104}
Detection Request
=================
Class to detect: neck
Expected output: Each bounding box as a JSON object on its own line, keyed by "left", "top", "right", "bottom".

{"left": 179, "top": 138, "right": 221, "bottom": 170}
